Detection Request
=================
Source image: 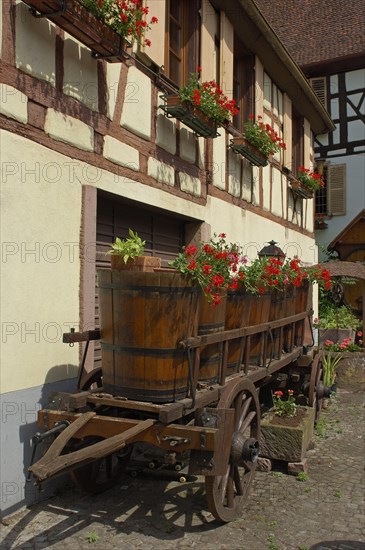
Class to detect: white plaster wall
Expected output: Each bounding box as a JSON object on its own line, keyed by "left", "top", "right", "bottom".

{"left": 106, "top": 64, "right": 122, "bottom": 120}
{"left": 262, "top": 165, "right": 270, "bottom": 211}
{"left": 180, "top": 124, "right": 196, "bottom": 164}
{"left": 271, "top": 167, "right": 282, "bottom": 217}
{"left": 15, "top": 1, "right": 56, "bottom": 86}
{"left": 205, "top": 196, "right": 317, "bottom": 265}
{"left": 346, "top": 68, "right": 365, "bottom": 91}
{"left": 212, "top": 133, "right": 226, "bottom": 189}
{"left": 228, "top": 150, "right": 241, "bottom": 197}
{"left": 241, "top": 160, "right": 252, "bottom": 203}
{"left": 1, "top": 131, "right": 80, "bottom": 393}
{"left": 63, "top": 34, "right": 98, "bottom": 111}
{"left": 120, "top": 66, "right": 151, "bottom": 140}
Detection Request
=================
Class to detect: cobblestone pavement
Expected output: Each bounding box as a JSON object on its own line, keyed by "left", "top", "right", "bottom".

{"left": 1, "top": 389, "right": 364, "bottom": 550}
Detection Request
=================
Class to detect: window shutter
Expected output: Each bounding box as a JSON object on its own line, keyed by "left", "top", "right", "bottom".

{"left": 309, "top": 77, "right": 327, "bottom": 108}
{"left": 328, "top": 164, "right": 346, "bottom": 216}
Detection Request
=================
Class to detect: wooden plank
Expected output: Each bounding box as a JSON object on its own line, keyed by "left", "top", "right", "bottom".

{"left": 87, "top": 395, "right": 163, "bottom": 414}
{"left": 30, "top": 419, "right": 155, "bottom": 482}
{"left": 35, "top": 410, "right": 217, "bottom": 451}
{"left": 159, "top": 386, "right": 221, "bottom": 423}
{"left": 63, "top": 329, "right": 101, "bottom": 343}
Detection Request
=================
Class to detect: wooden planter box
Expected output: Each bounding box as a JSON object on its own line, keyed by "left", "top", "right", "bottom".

{"left": 229, "top": 137, "right": 268, "bottom": 167}
{"left": 289, "top": 179, "right": 314, "bottom": 199}
{"left": 260, "top": 406, "right": 315, "bottom": 462}
{"left": 160, "top": 95, "right": 219, "bottom": 138}
{"left": 23, "top": 0, "right": 125, "bottom": 61}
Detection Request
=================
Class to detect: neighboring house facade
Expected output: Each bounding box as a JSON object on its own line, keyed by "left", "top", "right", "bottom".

{"left": 255, "top": 0, "right": 365, "bottom": 260}
{"left": 0, "top": 0, "right": 333, "bottom": 515}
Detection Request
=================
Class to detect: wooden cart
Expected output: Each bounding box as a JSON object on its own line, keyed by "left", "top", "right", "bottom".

{"left": 28, "top": 302, "right": 329, "bottom": 523}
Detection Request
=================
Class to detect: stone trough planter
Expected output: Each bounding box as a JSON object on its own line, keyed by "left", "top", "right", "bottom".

{"left": 259, "top": 406, "right": 315, "bottom": 463}
{"left": 332, "top": 351, "right": 365, "bottom": 391}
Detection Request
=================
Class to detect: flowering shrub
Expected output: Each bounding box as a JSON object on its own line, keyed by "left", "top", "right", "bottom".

{"left": 178, "top": 69, "right": 239, "bottom": 125}
{"left": 272, "top": 389, "right": 297, "bottom": 417}
{"left": 297, "top": 166, "right": 324, "bottom": 191}
{"left": 314, "top": 305, "right": 361, "bottom": 330}
{"left": 243, "top": 115, "right": 286, "bottom": 157}
{"left": 235, "top": 256, "right": 332, "bottom": 295}
{"left": 323, "top": 337, "right": 362, "bottom": 353}
{"left": 170, "top": 233, "right": 241, "bottom": 305}
{"left": 81, "top": 0, "right": 158, "bottom": 46}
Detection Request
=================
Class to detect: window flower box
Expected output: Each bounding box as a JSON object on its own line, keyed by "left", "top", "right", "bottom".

{"left": 160, "top": 95, "right": 219, "bottom": 138}
{"left": 24, "top": 0, "right": 126, "bottom": 62}
{"left": 289, "top": 179, "right": 314, "bottom": 199}
{"left": 229, "top": 136, "right": 269, "bottom": 167}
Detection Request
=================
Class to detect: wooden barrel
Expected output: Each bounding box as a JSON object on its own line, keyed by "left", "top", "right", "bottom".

{"left": 198, "top": 294, "right": 227, "bottom": 385}
{"left": 225, "top": 290, "right": 252, "bottom": 374}
{"left": 97, "top": 269, "right": 200, "bottom": 403}
{"left": 248, "top": 291, "right": 271, "bottom": 366}
{"left": 294, "top": 282, "right": 311, "bottom": 345}
{"left": 267, "top": 289, "right": 285, "bottom": 359}
{"left": 283, "top": 286, "right": 296, "bottom": 351}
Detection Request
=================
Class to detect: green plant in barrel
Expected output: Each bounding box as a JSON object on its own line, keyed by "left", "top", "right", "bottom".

{"left": 108, "top": 229, "right": 145, "bottom": 264}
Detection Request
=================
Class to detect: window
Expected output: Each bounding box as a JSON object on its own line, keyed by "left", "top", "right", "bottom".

{"left": 233, "top": 37, "right": 254, "bottom": 131}
{"left": 165, "top": 0, "right": 201, "bottom": 87}
{"left": 315, "top": 163, "right": 346, "bottom": 216}
{"left": 263, "top": 73, "right": 284, "bottom": 163}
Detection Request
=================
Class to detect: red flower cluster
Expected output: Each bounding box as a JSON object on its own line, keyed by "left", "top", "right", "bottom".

{"left": 244, "top": 115, "right": 286, "bottom": 157}
{"left": 297, "top": 166, "right": 324, "bottom": 191}
{"left": 236, "top": 256, "right": 332, "bottom": 295}
{"left": 171, "top": 233, "right": 241, "bottom": 305}
{"left": 85, "top": 0, "right": 158, "bottom": 46}
{"left": 179, "top": 70, "right": 239, "bottom": 125}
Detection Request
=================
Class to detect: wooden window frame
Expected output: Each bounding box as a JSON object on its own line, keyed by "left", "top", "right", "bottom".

{"left": 165, "top": 0, "right": 201, "bottom": 88}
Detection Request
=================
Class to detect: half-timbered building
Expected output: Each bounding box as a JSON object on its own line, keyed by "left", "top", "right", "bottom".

{"left": 0, "top": 0, "right": 334, "bottom": 515}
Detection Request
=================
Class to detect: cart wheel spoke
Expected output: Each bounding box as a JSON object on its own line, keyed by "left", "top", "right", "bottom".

{"left": 68, "top": 436, "right": 132, "bottom": 494}
{"left": 205, "top": 378, "right": 260, "bottom": 522}
{"left": 237, "top": 396, "right": 252, "bottom": 431}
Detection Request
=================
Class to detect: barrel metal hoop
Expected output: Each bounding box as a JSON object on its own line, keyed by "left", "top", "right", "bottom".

{"left": 98, "top": 283, "right": 200, "bottom": 294}
{"left": 101, "top": 343, "right": 186, "bottom": 357}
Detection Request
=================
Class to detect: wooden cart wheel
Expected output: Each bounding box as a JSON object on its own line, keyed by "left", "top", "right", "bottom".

{"left": 78, "top": 367, "right": 103, "bottom": 391}
{"left": 205, "top": 378, "right": 260, "bottom": 522}
{"left": 68, "top": 436, "right": 132, "bottom": 493}
{"left": 308, "top": 350, "right": 324, "bottom": 422}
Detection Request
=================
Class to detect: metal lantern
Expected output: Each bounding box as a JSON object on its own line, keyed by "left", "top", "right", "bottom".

{"left": 258, "top": 240, "right": 285, "bottom": 260}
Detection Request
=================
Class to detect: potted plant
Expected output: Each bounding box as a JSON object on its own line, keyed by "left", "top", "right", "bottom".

{"left": 260, "top": 389, "right": 315, "bottom": 464}
{"left": 315, "top": 214, "right": 328, "bottom": 230}
{"left": 24, "top": 0, "right": 158, "bottom": 61}
{"left": 290, "top": 166, "right": 325, "bottom": 199}
{"left": 315, "top": 304, "right": 361, "bottom": 344}
{"left": 107, "top": 229, "right": 161, "bottom": 271}
{"left": 160, "top": 68, "right": 239, "bottom": 138}
{"left": 322, "top": 333, "right": 364, "bottom": 391}
{"left": 230, "top": 114, "right": 286, "bottom": 167}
